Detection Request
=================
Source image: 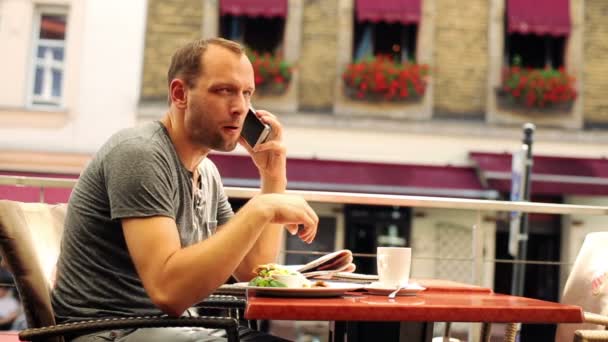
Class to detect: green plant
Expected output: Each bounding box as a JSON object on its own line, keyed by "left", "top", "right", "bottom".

{"left": 501, "top": 56, "right": 577, "bottom": 108}
{"left": 342, "top": 55, "right": 429, "bottom": 102}
{"left": 248, "top": 51, "right": 293, "bottom": 95}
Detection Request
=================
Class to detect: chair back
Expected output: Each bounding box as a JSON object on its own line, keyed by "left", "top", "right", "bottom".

{"left": 0, "top": 199, "right": 66, "bottom": 339}
{"left": 556, "top": 232, "right": 608, "bottom": 342}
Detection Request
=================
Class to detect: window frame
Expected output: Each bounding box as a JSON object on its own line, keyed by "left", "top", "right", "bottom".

{"left": 26, "top": 5, "right": 69, "bottom": 111}
{"left": 486, "top": 0, "right": 584, "bottom": 128}
{"left": 334, "top": 0, "right": 433, "bottom": 119}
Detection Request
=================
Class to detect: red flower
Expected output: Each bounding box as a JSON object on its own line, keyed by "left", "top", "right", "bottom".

{"left": 255, "top": 75, "right": 264, "bottom": 86}
{"left": 501, "top": 63, "right": 577, "bottom": 108}
{"left": 247, "top": 50, "right": 293, "bottom": 94}
{"left": 342, "top": 55, "right": 429, "bottom": 102}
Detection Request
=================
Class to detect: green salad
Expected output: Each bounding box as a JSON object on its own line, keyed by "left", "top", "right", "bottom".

{"left": 248, "top": 263, "right": 295, "bottom": 287}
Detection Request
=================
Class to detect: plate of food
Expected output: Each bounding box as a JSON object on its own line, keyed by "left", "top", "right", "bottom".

{"left": 236, "top": 263, "right": 363, "bottom": 297}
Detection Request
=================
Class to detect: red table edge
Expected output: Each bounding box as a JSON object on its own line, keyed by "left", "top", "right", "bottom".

{"left": 244, "top": 292, "right": 585, "bottom": 324}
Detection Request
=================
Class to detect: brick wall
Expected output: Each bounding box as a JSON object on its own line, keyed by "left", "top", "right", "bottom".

{"left": 433, "top": 0, "right": 489, "bottom": 117}
{"left": 141, "top": 0, "right": 203, "bottom": 102}
{"left": 583, "top": 0, "right": 608, "bottom": 124}
{"left": 298, "top": 1, "right": 339, "bottom": 111}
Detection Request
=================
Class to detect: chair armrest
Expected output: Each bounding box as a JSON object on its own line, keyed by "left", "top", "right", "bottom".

{"left": 214, "top": 284, "right": 247, "bottom": 297}
{"left": 199, "top": 295, "right": 247, "bottom": 310}
{"left": 18, "top": 315, "right": 240, "bottom": 342}
{"left": 584, "top": 312, "right": 608, "bottom": 327}
{"left": 574, "top": 329, "right": 608, "bottom": 342}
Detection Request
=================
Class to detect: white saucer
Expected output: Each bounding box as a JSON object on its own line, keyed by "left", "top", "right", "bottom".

{"left": 364, "top": 282, "right": 426, "bottom": 296}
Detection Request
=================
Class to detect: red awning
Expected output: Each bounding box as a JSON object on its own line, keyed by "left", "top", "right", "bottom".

{"left": 211, "top": 154, "right": 496, "bottom": 199}
{"left": 356, "top": 0, "right": 421, "bottom": 25}
{"left": 41, "top": 17, "right": 66, "bottom": 37}
{"left": 0, "top": 156, "right": 496, "bottom": 203}
{"left": 220, "top": 0, "right": 287, "bottom": 18}
{"left": 470, "top": 152, "right": 608, "bottom": 196}
{"left": 507, "top": 0, "right": 571, "bottom": 36}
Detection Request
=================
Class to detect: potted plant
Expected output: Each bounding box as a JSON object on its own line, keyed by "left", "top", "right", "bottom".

{"left": 342, "top": 55, "right": 429, "bottom": 102}
{"left": 248, "top": 51, "right": 293, "bottom": 96}
{"left": 499, "top": 56, "right": 577, "bottom": 111}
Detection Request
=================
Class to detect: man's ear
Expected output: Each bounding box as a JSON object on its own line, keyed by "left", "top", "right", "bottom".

{"left": 169, "top": 79, "right": 188, "bottom": 109}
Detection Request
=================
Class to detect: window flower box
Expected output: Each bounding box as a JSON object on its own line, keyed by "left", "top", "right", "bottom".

{"left": 498, "top": 61, "right": 577, "bottom": 112}
{"left": 249, "top": 51, "right": 293, "bottom": 96}
{"left": 342, "top": 55, "right": 429, "bottom": 103}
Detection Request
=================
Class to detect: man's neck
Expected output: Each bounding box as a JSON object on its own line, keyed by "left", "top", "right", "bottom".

{"left": 160, "top": 111, "right": 208, "bottom": 172}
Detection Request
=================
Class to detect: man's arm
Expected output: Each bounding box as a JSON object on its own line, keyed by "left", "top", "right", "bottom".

{"left": 123, "top": 193, "right": 317, "bottom": 317}
{"left": 231, "top": 110, "right": 316, "bottom": 281}
{"left": 231, "top": 174, "right": 286, "bottom": 281}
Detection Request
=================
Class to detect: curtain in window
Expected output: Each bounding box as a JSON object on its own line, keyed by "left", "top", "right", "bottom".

{"left": 355, "top": 0, "right": 421, "bottom": 25}
{"left": 354, "top": 24, "right": 374, "bottom": 61}
{"left": 507, "top": 0, "right": 571, "bottom": 36}
{"left": 220, "top": 0, "right": 287, "bottom": 18}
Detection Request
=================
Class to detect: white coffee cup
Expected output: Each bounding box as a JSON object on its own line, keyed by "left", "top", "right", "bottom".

{"left": 376, "top": 247, "right": 411, "bottom": 287}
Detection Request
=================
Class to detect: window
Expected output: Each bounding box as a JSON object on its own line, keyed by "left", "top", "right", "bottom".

{"left": 220, "top": 15, "right": 285, "bottom": 54}
{"left": 218, "top": 0, "right": 287, "bottom": 54}
{"left": 29, "top": 8, "right": 67, "bottom": 108}
{"left": 352, "top": 0, "right": 421, "bottom": 62}
{"left": 353, "top": 21, "right": 417, "bottom": 62}
{"left": 504, "top": 0, "right": 570, "bottom": 68}
{"left": 505, "top": 32, "right": 566, "bottom": 69}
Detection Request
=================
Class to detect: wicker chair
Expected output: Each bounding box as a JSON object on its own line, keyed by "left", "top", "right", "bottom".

{"left": 0, "top": 199, "right": 241, "bottom": 342}
{"left": 505, "top": 233, "right": 608, "bottom": 342}
{"left": 572, "top": 313, "right": 608, "bottom": 342}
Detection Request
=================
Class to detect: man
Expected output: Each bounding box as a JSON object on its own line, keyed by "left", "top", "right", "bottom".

{"left": 51, "top": 37, "right": 318, "bottom": 341}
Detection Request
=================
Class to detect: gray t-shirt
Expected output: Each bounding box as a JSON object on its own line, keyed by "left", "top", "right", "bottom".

{"left": 51, "top": 121, "right": 234, "bottom": 323}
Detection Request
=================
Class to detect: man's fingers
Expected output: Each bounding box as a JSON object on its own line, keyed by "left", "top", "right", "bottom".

{"left": 253, "top": 140, "right": 285, "bottom": 154}
{"left": 255, "top": 111, "right": 282, "bottom": 140}
{"left": 297, "top": 213, "right": 318, "bottom": 244}
{"left": 284, "top": 224, "right": 298, "bottom": 235}
{"left": 300, "top": 224, "right": 317, "bottom": 244}
{"left": 255, "top": 109, "right": 277, "bottom": 120}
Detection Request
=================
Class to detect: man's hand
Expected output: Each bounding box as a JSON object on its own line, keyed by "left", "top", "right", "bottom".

{"left": 249, "top": 193, "right": 319, "bottom": 244}
{"left": 239, "top": 110, "right": 286, "bottom": 184}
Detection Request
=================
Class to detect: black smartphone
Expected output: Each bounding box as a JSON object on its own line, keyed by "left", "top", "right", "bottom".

{"left": 241, "top": 107, "right": 271, "bottom": 148}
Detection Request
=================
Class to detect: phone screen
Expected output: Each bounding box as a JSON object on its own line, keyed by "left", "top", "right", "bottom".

{"left": 241, "top": 108, "right": 270, "bottom": 148}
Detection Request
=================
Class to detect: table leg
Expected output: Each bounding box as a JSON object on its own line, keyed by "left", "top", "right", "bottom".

{"left": 399, "top": 322, "right": 434, "bottom": 342}
{"left": 480, "top": 322, "right": 492, "bottom": 342}
{"left": 331, "top": 321, "right": 432, "bottom": 342}
{"left": 329, "top": 321, "right": 347, "bottom": 342}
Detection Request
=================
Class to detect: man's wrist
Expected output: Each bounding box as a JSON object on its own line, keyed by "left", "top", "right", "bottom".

{"left": 260, "top": 175, "right": 287, "bottom": 194}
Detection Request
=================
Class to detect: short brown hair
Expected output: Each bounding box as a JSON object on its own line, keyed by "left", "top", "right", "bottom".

{"left": 166, "top": 38, "right": 244, "bottom": 103}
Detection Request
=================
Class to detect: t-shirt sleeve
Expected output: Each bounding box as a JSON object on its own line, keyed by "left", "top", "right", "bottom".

{"left": 103, "top": 141, "right": 176, "bottom": 220}
{"left": 216, "top": 181, "right": 233, "bottom": 226}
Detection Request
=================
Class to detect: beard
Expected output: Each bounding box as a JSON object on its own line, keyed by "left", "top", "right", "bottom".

{"left": 185, "top": 101, "right": 239, "bottom": 152}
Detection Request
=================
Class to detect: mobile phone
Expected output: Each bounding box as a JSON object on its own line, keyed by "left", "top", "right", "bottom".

{"left": 241, "top": 107, "right": 271, "bottom": 148}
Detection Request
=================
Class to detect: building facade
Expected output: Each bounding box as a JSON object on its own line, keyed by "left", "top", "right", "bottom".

{"left": 1, "top": 4, "right": 608, "bottom": 336}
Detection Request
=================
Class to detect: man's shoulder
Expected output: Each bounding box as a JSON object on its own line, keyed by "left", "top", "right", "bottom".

{"left": 101, "top": 121, "right": 169, "bottom": 157}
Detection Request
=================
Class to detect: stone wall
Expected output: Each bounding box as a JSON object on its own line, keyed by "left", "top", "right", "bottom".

{"left": 583, "top": 0, "right": 608, "bottom": 125}
{"left": 140, "top": 0, "right": 203, "bottom": 101}
{"left": 138, "top": 0, "right": 608, "bottom": 127}
{"left": 433, "top": 0, "right": 489, "bottom": 118}
{"left": 298, "top": 1, "right": 339, "bottom": 111}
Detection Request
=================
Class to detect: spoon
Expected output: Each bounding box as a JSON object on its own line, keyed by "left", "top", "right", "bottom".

{"left": 388, "top": 285, "right": 404, "bottom": 299}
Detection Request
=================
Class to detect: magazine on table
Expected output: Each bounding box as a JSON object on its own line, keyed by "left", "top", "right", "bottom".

{"left": 287, "top": 249, "right": 379, "bottom": 283}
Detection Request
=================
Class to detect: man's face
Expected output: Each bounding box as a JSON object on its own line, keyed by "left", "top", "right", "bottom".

{"left": 183, "top": 45, "right": 255, "bottom": 151}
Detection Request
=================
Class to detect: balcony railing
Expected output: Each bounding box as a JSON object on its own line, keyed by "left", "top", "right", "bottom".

{"left": 2, "top": 174, "right": 606, "bottom": 340}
